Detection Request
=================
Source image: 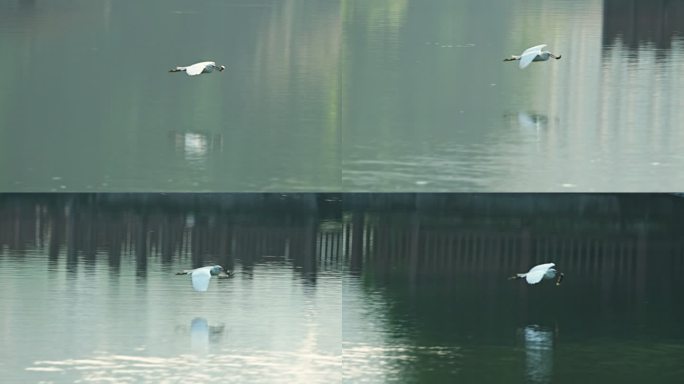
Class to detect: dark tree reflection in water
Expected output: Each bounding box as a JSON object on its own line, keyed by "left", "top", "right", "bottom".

{"left": 1, "top": 194, "right": 684, "bottom": 382}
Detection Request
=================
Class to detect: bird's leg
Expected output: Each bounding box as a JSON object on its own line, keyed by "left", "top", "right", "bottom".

{"left": 508, "top": 274, "right": 525, "bottom": 280}
{"left": 169, "top": 67, "right": 183, "bottom": 73}
{"left": 503, "top": 55, "right": 520, "bottom": 62}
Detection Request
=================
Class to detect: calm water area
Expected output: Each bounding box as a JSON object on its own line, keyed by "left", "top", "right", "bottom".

{"left": 0, "top": 0, "right": 341, "bottom": 191}
{"left": 342, "top": 0, "right": 684, "bottom": 191}
{"left": 1, "top": 0, "right": 683, "bottom": 191}
{"left": 2, "top": 193, "right": 684, "bottom": 383}
{"left": 1, "top": 194, "right": 342, "bottom": 383}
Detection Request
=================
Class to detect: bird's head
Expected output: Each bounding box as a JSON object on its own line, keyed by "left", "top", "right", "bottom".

{"left": 210, "top": 265, "right": 224, "bottom": 275}
{"left": 219, "top": 65, "right": 226, "bottom": 71}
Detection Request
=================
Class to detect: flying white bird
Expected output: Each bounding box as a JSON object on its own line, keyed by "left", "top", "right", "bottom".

{"left": 510, "top": 262, "right": 564, "bottom": 285}
{"left": 169, "top": 61, "right": 225, "bottom": 76}
{"left": 504, "top": 44, "right": 561, "bottom": 69}
{"left": 176, "top": 265, "right": 226, "bottom": 291}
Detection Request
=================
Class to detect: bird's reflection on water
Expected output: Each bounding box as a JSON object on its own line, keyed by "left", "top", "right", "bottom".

{"left": 502, "top": 111, "right": 553, "bottom": 139}
{"left": 521, "top": 325, "right": 555, "bottom": 384}
{"left": 516, "top": 112, "right": 550, "bottom": 131}
{"left": 169, "top": 130, "right": 224, "bottom": 166}
{"left": 189, "top": 318, "right": 226, "bottom": 354}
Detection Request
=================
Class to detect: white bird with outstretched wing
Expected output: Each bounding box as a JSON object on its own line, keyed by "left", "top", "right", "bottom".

{"left": 170, "top": 61, "right": 225, "bottom": 76}
{"left": 510, "top": 262, "right": 564, "bottom": 285}
{"left": 176, "top": 265, "right": 226, "bottom": 291}
{"left": 504, "top": 44, "right": 561, "bottom": 69}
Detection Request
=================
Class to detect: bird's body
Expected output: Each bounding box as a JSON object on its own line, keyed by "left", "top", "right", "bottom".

{"left": 504, "top": 44, "right": 561, "bottom": 69}
{"left": 510, "top": 262, "right": 564, "bottom": 285}
{"left": 176, "top": 265, "right": 225, "bottom": 291}
{"left": 170, "top": 61, "right": 225, "bottom": 76}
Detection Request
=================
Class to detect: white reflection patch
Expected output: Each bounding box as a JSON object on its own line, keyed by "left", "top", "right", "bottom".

{"left": 523, "top": 325, "right": 554, "bottom": 384}
{"left": 183, "top": 133, "right": 208, "bottom": 159}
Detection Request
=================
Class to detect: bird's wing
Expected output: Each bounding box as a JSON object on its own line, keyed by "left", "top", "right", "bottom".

{"left": 522, "top": 44, "right": 546, "bottom": 56}
{"left": 185, "top": 63, "right": 207, "bottom": 76}
{"left": 191, "top": 268, "right": 213, "bottom": 291}
{"left": 519, "top": 44, "right": 546, "bottom": 69}
{"left": 525, "top": 269, "right": 547, "bottom": 284}
{"left": 528, "top": 263, "right": 555, "bottom": 273}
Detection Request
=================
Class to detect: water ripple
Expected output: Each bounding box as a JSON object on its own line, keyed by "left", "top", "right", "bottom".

{"left": 29, "top": 351, "right": 341, "bottom": 384}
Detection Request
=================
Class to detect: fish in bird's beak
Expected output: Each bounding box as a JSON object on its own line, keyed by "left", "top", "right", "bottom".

{"left": 556, "top": 273, "right": 564, "bottom": 286}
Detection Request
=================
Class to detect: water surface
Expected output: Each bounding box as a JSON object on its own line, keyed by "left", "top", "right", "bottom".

{"left": 3, "top": 1, "right": 683, "bottom": 191}
{"left": 341, "top": 194, "right": 684, "bottom": 382}
{"left": 0, "top": 0, "right": 341, "bottom": 191}
{"left": 0, "top": 194, "right": 342, "bottom": 383}
{"left": 2, "top": 194, "right": 684, "bottom": 382}
{"left": 342, "top": 0, "right": 684, "bottom": 191}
